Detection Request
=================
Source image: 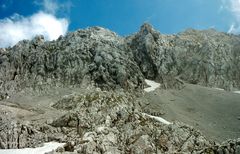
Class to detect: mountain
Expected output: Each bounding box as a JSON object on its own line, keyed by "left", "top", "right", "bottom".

{"left": 1, "top": 23, "right": 240, "bottom": 98}
{"left": 0, "top": 24, "right": 240, "bottom": 153}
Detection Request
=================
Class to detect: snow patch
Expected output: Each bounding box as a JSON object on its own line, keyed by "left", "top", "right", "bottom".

{"left": 233, "top": 91, "right": 240, "bottom": 94}
{"left": 213, "top": 88, "right": 224, "bottom": 91}
{"left": 143, "top": 113, "right": 172, "bottom": 125}
{"left": 144, "top": 79, "right": 160, "bottom": 92}
{"left": 0, "top": 142, "right": 65, "bottom": 154}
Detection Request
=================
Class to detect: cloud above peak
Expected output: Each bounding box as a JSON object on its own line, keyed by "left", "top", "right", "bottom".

{"left": 0, "top": 0, "right": 69, "bottom": 48}
{"left": 230, "top": 0, "right": 240, "bottom": 13}
{"left": 225, "top": 0, "right": 240, "bottom": 33}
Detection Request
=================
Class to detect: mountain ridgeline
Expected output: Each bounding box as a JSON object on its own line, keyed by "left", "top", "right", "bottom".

{"left": 1, "top": 24, "right": 240, "bottom": 153}
{"left": 1, "top": 23, "right": 240, "bottom": 97}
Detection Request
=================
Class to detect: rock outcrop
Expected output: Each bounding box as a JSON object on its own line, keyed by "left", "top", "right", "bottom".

{"left": 0, "top": 27, "right": 145, "bottom": 99}
{"left": 0, "top": 109, "right": 45, "bottom": 149}
{"left": 127, "top": 24, "right": 240, "bottom": 90}
{"left": 50, "top": 90, "right": 213, "bottom": 153}
{"left": 1, "top": 89, "right": 240, "bottom": 153}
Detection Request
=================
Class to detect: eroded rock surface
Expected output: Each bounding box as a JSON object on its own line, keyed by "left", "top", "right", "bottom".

{"left": 0, "top": 109, "right": 45, "bottom": 149}
{"left": 50, "top": 90, "right": 213, "bottom": 153}
{"left": 1, "top": 24, "right": 240, "bottom": 98}
{"left": 1, "top": 24, "right": 240, "bottom": 153}
{"left": 127, "top": 24, "right": 240, "bottom": 90}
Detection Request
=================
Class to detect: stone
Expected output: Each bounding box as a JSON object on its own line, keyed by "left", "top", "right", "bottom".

{"left": 96, "top": 126, "right": 109, "bottom": 135}
{"left": 236, "top": 145, "right": 240, "bottom": 154}
{"left": 64, "top": 142, "right": 75, "bottom": 152}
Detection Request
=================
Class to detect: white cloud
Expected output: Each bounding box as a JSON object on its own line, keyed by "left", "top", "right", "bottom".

{"left": 0, "top": 12, "right": 68, "bottom": 48}
{"left": 0, "top": 0, "right": 69, "bottom": 48}
{"left": 228, "top": 24, "right": 236, "bottom": 33}
{"left": 226, "top": 0, "right": 240, "bottom": 33}
{"left": 230, "top": 0, "right": 240, "bottom": 14}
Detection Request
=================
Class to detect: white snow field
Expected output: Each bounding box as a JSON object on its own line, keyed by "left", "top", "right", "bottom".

{"left": 0, "top": 142, "right": 65, "bottom": 154}
{"left": 144, "top": 79, "right": 160, "bottom": 92}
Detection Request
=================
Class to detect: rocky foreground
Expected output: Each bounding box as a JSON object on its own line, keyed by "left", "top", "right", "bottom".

{"left": 0, "top": 24, "right": 240, "bottom": 153}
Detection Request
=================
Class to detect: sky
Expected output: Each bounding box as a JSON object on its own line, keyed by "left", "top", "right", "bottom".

{"left": 0, "top": 0, "right": 239, "bottom": 47}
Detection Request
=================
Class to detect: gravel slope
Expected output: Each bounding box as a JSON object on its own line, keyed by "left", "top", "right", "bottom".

{"left": 143, "top": 83, "right": 240, "bottom": 142}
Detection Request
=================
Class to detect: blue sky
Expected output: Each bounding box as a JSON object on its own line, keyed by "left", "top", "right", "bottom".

{"left": 0, "top": 0, "right": 239, "bottom": 47}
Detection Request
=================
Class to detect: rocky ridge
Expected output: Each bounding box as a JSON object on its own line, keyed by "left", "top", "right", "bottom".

{"left": 0, "top": 24, "right": 240, "bottom": 153}
{"left": 1, "top": 24, "right": 240, "bottom": 98}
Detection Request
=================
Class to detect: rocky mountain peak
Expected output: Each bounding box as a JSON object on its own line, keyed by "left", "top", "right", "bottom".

{"left": 1, "top": 24, "right": 240, "bottom": 153}
{"left": 140, "top": 23, "right": 155, "bottom": 35}
{"left": 30, "top": 35, "right": 45, "bottom": 47}
{"left": 1, "top": 24, "right": 240, "bottom": 99}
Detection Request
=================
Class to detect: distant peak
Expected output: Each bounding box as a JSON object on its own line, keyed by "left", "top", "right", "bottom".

{"left": 140, "top": 23, "right": 155, "bottom": 35}
{"left": 32, "top": 35, "right": 45, "bottom": 45}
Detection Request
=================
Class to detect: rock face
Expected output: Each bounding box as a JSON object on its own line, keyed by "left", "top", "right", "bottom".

{"left": 127, "top": 24, "right": 240, "bottom": 90}
{"left": 0, "top": 27, "right": 144, "bottom": 99}
{"left": 0, "top": 109, "right": 45, "bottom": 149}
{"left": 1, "top": 23, "right": 240, "bottom": 98}
{"left": 1, "top": 24, "right": 240, "bottom": 153}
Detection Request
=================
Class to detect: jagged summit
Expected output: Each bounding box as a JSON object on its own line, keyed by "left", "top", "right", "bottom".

{"left": 66, "top": 26, "right": 122, "bottom": 44}
{"left": 140, "top": 23, "right": 157, "bottom": 35}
